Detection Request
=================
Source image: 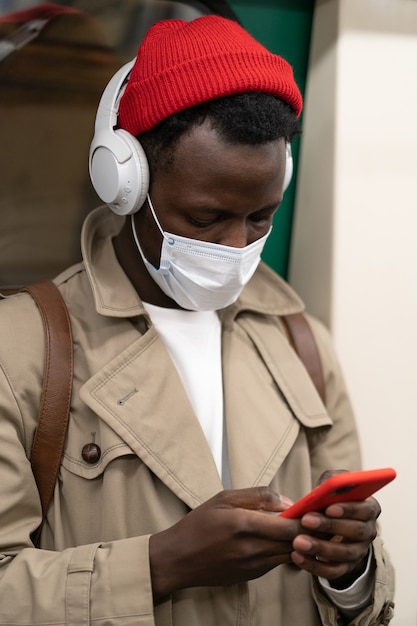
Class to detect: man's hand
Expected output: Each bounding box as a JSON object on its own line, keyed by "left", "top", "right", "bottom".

{"left": 149, "top": 487, "right": 301, "bottom": 601}
{"left": 290, "top": 477, "right": 380, "bottom": 587}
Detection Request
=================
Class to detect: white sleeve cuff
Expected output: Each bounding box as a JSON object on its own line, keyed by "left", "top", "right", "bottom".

{"left": 318, "top": 548, "right": 374, "bottom": 617}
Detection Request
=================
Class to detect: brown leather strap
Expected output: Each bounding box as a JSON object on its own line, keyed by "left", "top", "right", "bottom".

{"left": 22, "top": 281, "right": 73, "bottom": 532}
{"left": 281, "top": 312, "right": 326, "bottom": 406}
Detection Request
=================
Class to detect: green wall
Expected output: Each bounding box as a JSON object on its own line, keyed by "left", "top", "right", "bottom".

{"left": 229, "top": 0, "right": 314, "bottom": 277}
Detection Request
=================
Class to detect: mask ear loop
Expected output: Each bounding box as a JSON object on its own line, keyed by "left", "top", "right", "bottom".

{"left": 131, "top": 213, "right": 146, "bottom": 258}
{"left": 147, "top": 194, "right": 173, "bottom": 241}
{"left": 131, "top": 195, "right": 170, "bottom": 270}
{"left": 131, "top": 212, "right": 162, "bottom": 271}
{"left": 132, "top": 194, "right": 175, "bottom": 245}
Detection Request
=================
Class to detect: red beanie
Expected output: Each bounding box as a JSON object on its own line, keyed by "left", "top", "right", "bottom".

{"left": 118, "top": 15, "right": 302, "bottom": 136}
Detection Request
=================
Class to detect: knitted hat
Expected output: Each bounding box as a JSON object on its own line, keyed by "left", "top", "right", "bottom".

{"left": 118, "top": 15, "right": 302, "bottom": 136}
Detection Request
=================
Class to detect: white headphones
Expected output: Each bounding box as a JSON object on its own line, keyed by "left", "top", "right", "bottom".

{"left": 283, "top": 142, "right": 293, "bottom": 193}
{"left": 89, "top": 60, "right": 294, "bottom": 216}
{"left": 89, "top": 60, "right": 149, "bottom": 216}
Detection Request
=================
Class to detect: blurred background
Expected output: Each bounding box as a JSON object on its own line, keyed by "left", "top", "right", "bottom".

{"left": 0, "top": 1, "right": 415, "bottom": 623}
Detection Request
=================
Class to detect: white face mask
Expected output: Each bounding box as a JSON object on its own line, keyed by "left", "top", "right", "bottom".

{"left": 131, "top": 194, "right": 271, "bottom": 311}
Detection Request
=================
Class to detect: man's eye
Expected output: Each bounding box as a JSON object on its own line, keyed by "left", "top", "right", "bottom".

{"left": 250, "top": 214, "right": 271, "bottom": 224}
{"left": 189, "top": 217, "right": 218, "bottom": 227}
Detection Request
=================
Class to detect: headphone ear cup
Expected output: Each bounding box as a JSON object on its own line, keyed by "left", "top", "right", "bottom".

{"left": 283, "top": 143, "right": 293, "bottom": 192}
{"left": 89, "top": 129, "right": 150, "bottom": 216}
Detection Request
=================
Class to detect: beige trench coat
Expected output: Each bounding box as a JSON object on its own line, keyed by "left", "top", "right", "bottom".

{"left": 0, "top": 207, "right": 394, "bottom": 625}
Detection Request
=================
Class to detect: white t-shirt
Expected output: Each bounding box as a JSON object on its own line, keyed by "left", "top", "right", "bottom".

{"left": 143, "top": 302, "right": 224, "bottom": 479}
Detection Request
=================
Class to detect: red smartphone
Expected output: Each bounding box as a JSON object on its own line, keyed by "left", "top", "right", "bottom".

{"left": 280, "top": 467, "right": 396, "bottom": 519}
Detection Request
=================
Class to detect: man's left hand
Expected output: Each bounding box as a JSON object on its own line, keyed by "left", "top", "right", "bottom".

{"left": 290, "top": 497, "right": 380, "bottom": 587}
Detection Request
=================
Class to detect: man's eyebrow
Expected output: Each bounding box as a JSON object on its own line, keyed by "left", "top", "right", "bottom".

{"left": 257, "top": 202, "right": 281, "bottom": 212}
{"left": 193, "top": 202, "right": 280, "bottom": 214}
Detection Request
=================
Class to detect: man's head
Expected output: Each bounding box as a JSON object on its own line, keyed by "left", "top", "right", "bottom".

{"left": 108, "top": 16, "right": 303, "bottom": 309}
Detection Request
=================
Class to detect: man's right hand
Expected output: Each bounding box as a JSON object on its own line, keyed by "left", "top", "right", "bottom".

{"left": 149, "top": 487, "right": 301, "bottom": 601}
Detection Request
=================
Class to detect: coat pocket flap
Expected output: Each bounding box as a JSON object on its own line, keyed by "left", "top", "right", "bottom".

{"left": 62, "top": 440, "right": 135, "bottom": 479}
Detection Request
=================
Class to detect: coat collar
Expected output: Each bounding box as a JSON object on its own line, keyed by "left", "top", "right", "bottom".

{"left": 81, "top": 205, "right": 305, "bottom": 320}
{"left": 81, "top": 206, "right": 147, "bottom": 317}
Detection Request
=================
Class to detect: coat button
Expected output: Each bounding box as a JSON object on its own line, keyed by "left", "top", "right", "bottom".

{"left": 81, "top": 443, "right": 101, "bottom": 464}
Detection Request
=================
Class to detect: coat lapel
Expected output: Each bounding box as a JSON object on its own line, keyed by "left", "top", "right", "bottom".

{"left": 222, "top": 315, "right": 332, "bottom": 489}
{"left": 80, "top": 326, "right": 223, "bottom": 510}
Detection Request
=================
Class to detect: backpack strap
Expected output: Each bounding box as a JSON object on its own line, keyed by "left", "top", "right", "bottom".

{"left": 281, "top": 312, "right": 326, "bottom": 406}
{"left": 21, "top": 281, "right": 73, "bottom": 542}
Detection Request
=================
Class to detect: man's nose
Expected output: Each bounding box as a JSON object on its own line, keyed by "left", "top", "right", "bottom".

{"left": 220, "top": 225, "right": 249, "bottom": 248}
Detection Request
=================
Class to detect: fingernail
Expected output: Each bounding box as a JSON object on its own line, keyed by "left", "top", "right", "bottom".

{"left": 301, "top": 513, "right": 321, "bottom": 528}
{"left": 291, "top": 551, "right": 304, "bottom": 566}
{"left": 279, "top": 495, "right": 294, "bottom": 508}
{"left": 326, "top": 504, "right": 344, "bottom": 517}
{"left": 294, "top": 536, "right": 313, "bottom": 551}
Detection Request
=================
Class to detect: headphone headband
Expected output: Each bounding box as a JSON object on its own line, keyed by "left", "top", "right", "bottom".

{"left": 93, "top": 61, "right": 134, "bottom": 140}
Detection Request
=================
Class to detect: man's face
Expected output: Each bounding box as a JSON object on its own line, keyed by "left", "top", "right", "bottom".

{"left": 134, "top": 118, "right": 287, "bottom": 269}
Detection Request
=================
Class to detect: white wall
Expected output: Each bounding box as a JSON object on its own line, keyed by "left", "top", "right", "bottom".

{"left": 289, "top": 1, "right": 417, "bottom": 624}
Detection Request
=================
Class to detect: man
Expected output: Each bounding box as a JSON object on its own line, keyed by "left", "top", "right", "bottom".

{"left": 0, "top": 15, "right": 394, "bottom": 626}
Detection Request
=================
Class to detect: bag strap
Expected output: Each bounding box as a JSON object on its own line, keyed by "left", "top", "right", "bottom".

{"left": 21, "top": 281, "right": 73, "bottom": 539}
{"left": 281, "top": 312, "right": 326, "bottom": 406}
